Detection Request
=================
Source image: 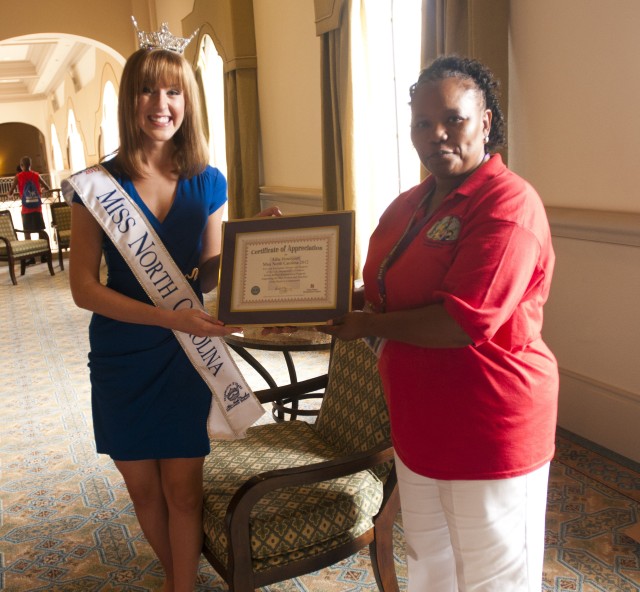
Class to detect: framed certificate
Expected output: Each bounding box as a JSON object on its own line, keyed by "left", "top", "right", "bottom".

{"left": 216, "top": 211, "right": 354, "bottom": 326}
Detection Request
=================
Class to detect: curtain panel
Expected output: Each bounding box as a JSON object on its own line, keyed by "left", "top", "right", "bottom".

{"left": 318, "top": 3, "right": 365, "bottom": 272}
{"left": 320, "top": 17, "right": 350, "bottom": 215}
{"left": 319, "top": 1, "right": 414, "bottom": 275}
{"left": 223, "top": 68, "right": 260, "bottom": 220}
{"left": 316, "top": 0, "right": 349, "bottom": 215}
{"left": 422, "top": 0, "right": 509, "bottom": 159}
{"left": 184, "top": 0, "right": 261, "bottom": 219}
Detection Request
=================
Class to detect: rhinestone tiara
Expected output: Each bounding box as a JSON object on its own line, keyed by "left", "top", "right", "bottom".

{"left": 131, "top": 16, "right": 198, "bottom": 54}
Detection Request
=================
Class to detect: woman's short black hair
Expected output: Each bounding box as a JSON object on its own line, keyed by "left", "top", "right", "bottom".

{"left": 410, "top": 55, "right": 506, "bottom": 151}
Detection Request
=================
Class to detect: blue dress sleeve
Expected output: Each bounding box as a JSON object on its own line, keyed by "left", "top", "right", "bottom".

{"left": 203, "top": 166, "right": 228, "bottom": 215}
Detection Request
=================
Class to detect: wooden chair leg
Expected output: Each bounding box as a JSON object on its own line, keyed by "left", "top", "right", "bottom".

{"left": 47, "top": 253, "right": 55, "bottom": 276}
{"left": 369, "top": 486, "right": 401, "bottom": 592}
{"left": 58, "top": 249, "right": 64, "bottom": 270}
{"left": 20, "top": 259, "right": 26, "bottom": 276}
{"left": 7, "top": 261, "right": 18, "bottom": 285}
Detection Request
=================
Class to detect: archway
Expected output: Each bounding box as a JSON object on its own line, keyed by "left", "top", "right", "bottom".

{"left": 0, "top": 34, "right": 126, "bottom": 183}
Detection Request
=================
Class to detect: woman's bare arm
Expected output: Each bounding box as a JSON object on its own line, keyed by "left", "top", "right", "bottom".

{"left": 319, "top": 303, "right": 472, "bottom": 348}
{"left": 69, "top": 203, "right": 237, "bottom": 337}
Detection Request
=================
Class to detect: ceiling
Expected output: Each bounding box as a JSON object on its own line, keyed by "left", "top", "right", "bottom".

{"left": 0, "top": 35, "right": 94, "bottom": 104}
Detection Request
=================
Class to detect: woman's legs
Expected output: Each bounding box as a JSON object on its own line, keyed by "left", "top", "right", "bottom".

{"left": 115, "top": 457, "right": 205, "bottom": 592}
{"left": 115, "top": 459, "right": 175, "bottom": 589}
{"left": 396, "top": 454, "right": 550, "bottom": 592}
{"left": 441, "top": 462, "right": 549, "bottom": 591}
{"left": 395, "top": 454, "right": 458, "bottom": 592}
{"left": 160, "top": 457, "right": 205, "bottom": 592}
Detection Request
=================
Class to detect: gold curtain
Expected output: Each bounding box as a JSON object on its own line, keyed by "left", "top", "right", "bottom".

{"left": 422, "top": 0, "right": 509, "bottom": 159}
{"left": 318, "top": 3, "right": 364, "bottom": 274}
{"left": 183, "top": 0, "right": 261, "bottom": 219}
{"left": 320, "top": 16, "right": 350, "bottom": 214}
{"left": 223, "top": 68, "right": 260, "bottom": 219}
{"left": 194, "top": 66, "right": 210, "bottom": 144}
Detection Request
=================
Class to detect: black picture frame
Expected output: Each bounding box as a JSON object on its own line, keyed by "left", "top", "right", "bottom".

{"left": 216, "top": 211, "right": 354, "bottom": 326}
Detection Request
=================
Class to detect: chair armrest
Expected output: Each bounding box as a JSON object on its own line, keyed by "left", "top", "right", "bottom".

{"left": 253, "top": 374, "right": 328, "bottom": 405}
{"left": 12, "top": 228, "right": 51, "bottom": 247}
{"left": 225, "top": 441, "right": 394, "bottom": 530}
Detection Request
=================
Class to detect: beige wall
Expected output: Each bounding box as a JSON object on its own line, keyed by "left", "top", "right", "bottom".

{"left": 154, "top": 0, "right": 191, "bottom": 37}
{"left": 253, "top": 0, "right": 322, "bottom": 200}
{"left": 510, "top": 0, "right": 640, "bottom": 462}
{"left": 509, "top": 0, "right": 640, "bottom": 214}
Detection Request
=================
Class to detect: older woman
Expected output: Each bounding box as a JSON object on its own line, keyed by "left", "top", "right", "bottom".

{"left": 321, "top": 55, "right": 558, "bottom": 591}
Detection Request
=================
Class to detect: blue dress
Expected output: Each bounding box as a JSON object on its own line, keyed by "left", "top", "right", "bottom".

{"left": 74, "top": 160, "right": 227, "bottom": 460}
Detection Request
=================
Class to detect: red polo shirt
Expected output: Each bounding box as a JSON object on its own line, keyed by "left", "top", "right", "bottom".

{"left": 363, "top": 154, "right": 558, "bottom": 479}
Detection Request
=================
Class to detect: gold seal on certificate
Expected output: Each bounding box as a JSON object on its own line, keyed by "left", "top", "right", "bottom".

{"left": 216, "top": 211, "right": 354, "bottom": 326}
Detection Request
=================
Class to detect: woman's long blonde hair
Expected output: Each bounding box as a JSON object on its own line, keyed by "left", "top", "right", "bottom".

{"left": 115, "top": 48, "right": 209, "bottom": 179}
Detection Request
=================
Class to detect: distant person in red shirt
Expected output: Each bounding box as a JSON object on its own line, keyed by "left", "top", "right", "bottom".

{"left": 9, "top": 156, "right": 51, "bottom": 238}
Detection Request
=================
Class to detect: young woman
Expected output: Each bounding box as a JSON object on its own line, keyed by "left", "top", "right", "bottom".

{"left": 69, "top": 47, "right": 274, "bottom": 591}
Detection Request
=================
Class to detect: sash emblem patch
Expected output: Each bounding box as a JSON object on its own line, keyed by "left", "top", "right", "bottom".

{"left": 224, "top": 382, "right": 250, "bottom": 412}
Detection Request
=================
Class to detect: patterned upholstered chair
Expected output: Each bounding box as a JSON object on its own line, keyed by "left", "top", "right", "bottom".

{"left": 0, "top": 210, "right": 54, "bottom": 285}
{"left": 50, "top": 202, "right": 71, "bottom": 270}
{"left": 202, "top": 337, "right": 399, "bottom": 591}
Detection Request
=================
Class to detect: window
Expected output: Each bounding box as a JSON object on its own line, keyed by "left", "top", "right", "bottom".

{"left": 197, "top": 34, "right": 227, "bottom": 178}
{"left": 390, "top": 0, "right": 423, "bottom": 194}
{"left": 100, "top": 81, "right": 119, "bottom": 160}
{"left": 348, "top": 0, "right": 422, "bottom": 274}
{"left": 49, "top": 123, "right": 64, "bottom": 187}
{"left": 197, "top": 34, "right": 228, "bottom": 221}
{"left": 67, "top": 109, "right": 86, "bottom": 172}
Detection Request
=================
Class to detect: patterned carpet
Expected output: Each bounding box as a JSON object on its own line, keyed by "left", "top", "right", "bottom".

{"left": 1, "top": 257, "right": 639, "bottom": 591}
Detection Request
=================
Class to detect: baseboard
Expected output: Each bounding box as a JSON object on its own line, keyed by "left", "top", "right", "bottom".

{"left": 557, "top": 367, "right": 640, "bottom": 463}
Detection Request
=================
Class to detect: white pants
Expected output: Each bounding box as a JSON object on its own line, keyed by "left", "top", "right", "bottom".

{"left": 395, "top": 454, "right": 550, "bottom": 592}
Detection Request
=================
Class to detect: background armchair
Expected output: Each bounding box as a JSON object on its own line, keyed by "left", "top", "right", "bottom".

{"left": 0, "top": 210, "right": 54, "bottom": 285}
{"left": 201, "top": 337, "right": 400, "bottom": 591}
{"left": 49, "top": 202, "right": 71, "bottom": 270}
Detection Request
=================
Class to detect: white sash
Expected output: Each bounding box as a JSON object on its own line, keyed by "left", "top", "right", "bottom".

{"left": 62, "top": 164, "right": 264, "bottom": 440}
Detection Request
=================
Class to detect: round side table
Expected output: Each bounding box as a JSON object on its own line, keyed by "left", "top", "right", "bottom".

{"left": 224, "top": 328, "right": 332, "bottom": 421}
